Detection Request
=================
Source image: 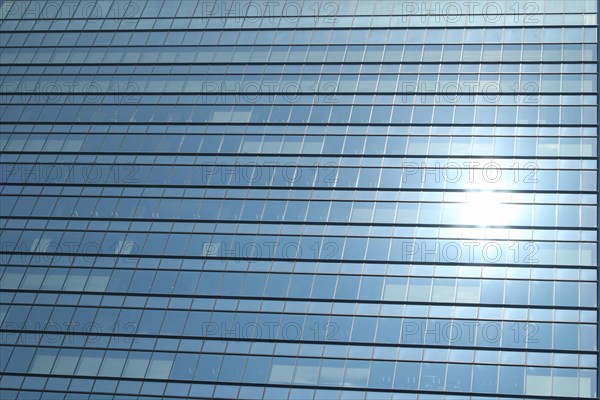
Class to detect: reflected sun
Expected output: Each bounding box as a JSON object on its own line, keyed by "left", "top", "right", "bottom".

{"left": 461, "top": 191, "right": 514, "bottom": 227}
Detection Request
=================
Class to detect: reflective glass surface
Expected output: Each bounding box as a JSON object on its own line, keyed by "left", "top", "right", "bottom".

{"left": 0, "top": 0, "right": 598, "bottom": 399}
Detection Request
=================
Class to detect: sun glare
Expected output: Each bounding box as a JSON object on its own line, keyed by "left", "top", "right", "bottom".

{"left": 461, "top": 191, "right": 513, "bottom": 227}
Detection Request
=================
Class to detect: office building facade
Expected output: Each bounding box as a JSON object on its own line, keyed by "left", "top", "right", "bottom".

{"left": 0, "top": 0, "right": 598, "bottom": 399}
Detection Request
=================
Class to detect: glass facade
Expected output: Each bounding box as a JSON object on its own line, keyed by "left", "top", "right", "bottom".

{"left": 0, "top": 0, "right": 598, "bottom": 399}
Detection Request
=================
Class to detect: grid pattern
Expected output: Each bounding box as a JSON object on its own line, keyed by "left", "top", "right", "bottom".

{"left": 0, "top": 0, "right": 598, "bottom": 399}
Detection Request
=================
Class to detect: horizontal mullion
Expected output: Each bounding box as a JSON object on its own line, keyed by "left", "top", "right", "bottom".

{"left": 0, "top": 182, "right": 595, "bottom": 194}
{"left": 1, "top": 121, "right": 598, "bottom": 127}
{"left": 4, "top": 60, "right": 596, "bottom": 66}
{"left": 1, "top": 296, "right": 596, "bottom": 314}
{"left": 1, "top": 216, "right": 596, "bottom": 233}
